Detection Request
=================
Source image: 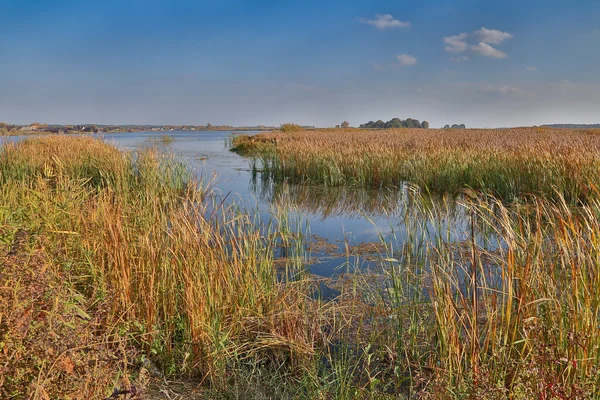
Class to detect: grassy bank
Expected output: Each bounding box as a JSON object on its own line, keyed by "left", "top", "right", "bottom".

{"left": 232, "top": 127, "right": 600, "bottom": 202}
{"left": 2, "top": 135, "right": 600, "bottom": 398}
{"left": 0, "top": 136, "right": 324, "bottom": 398}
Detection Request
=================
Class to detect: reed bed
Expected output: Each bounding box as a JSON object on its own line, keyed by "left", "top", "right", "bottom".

{"left": 233, "top": 127, "right": 600, "bottom": 202}
{"left": 3, "top": 135, "right": 600, "bottom": 398}
{"left": 0, "top": 136, "right": 326, "bottom": 398}
{"left": 376, "top": 190, "right": 600, "bottom": 398}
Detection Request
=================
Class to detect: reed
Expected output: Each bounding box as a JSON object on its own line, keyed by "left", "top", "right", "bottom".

{"left": 0, "top": 136, "right": 325, "bottom": 397}
{"left": 373, "top": 189, "right": 600, "bottom": 398}
{"left": 4, "top": 135, "right": 600, "bottom": 398}
{"left": 232, "top": 127, "right": 600, "bottom": 202}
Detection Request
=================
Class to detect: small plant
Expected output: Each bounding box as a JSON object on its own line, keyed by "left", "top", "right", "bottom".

{"left": 160, "top": 134, "right": 175, "bottom": 144}
{"left": 280, "top": 123, "right": 303, "bottom": 133}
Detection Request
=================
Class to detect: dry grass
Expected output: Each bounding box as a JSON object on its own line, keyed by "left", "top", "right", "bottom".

{"left": 233, "top": 127, "right": 600, "bottom": 202}
{"left": 0, "top": 236, "right": 137, "bottom": 399}
{"left": 4, "top": 134, "right": 600, "bottom": 398}
{"left": 0, "top": 136, "right": 329, "bottom": 398}
{"left": 383, "top": 192, "right": 600, "bottom": 398}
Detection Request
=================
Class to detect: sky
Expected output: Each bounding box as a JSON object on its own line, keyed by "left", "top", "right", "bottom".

{"left": 1, "top": 0, "right": 599, "bottom": 128}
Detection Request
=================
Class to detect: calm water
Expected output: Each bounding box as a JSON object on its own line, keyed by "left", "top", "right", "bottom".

{"left": 2, "top": 131, "right": 479, "bottom": 277}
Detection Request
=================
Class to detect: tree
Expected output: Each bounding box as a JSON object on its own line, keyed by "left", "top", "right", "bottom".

{"left": 404, "top": 118, "right": 420, "bottom": 128}
{"left": 341, "top": 121, "right": 350, "bottom": 128}
{"left": 387, "top": 118, "right": 402, "bottom": 128}
{"left": 360, "top": 117, "right": 430, "bottom": 129}
{"left": 445, "top": 123, "right": 466, "bottom": 129}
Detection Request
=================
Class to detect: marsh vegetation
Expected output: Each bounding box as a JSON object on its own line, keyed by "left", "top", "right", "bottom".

{"left": 233, "top": 127, "right": 600, "bottom": 202}
{"left": 3, "top": 130, "right": 600, "bottom": 399}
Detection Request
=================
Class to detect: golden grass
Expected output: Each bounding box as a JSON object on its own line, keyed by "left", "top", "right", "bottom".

{"left": 4, "top": 134, "right": 600, "bottom": 398}
{"left": 395, "top": 193, "right": 600, "bottom": 397}
{"left": 233, "top": 127, "right": 600, "bottom": 202}
{"left": 0, "top": 136, "right": 325, "bottom": 398}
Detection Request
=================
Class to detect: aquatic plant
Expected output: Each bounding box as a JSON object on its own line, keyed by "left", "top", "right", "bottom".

{"left": 233, "top": 127, "right": 600, "bottom": 202}
{"left": 280, "top": 123, "right": 304, "bottom": 133}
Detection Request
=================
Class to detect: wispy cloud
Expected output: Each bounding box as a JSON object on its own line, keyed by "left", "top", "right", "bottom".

{"left": 395, "top": 54, "right": 417, "bottom": 66}
{"left": 475, "top": 27, "right": 513, "bottom": 44}
{"left": 481, "top": 85, "right": 533, "bottom": 96}
{"left": 444, "top": 33, "right": 469, "bottom": 53}
{"left": 471, "top": 42, "right": 507, "bottom": 59}
{"left": 357, "top": 14, "right": 410, "bottom": 30}
{"left": 373, "top": 54, "right": 417, "bottom": 69}
{"left": 372, "top": 62, "right": 386, "bottom": 70}
{"left": 525, "top": 66, "right": 538, "bottom": 72}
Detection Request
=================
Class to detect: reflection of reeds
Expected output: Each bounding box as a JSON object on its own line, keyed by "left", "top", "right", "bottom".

{"left": 251, "top": 175, "right": 460, "bottom": 219}
{"left": 234, "top": 127, "right": 600, "bottom": 202}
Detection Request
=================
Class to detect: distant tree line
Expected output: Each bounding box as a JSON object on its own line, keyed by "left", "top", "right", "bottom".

{"left": 360, "top": 118, "right": 429, "bottom": 129}
{"left": 443, "top": 124, "right": 466, "bottom": 129}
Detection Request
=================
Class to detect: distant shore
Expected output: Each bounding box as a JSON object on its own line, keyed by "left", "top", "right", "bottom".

{"left": 0, "top": 124, "right": 280, "bottom": 136}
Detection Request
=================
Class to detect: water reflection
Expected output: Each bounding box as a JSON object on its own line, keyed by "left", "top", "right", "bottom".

{"left": 251, "top": 176, "right": 415, "bottom": 219}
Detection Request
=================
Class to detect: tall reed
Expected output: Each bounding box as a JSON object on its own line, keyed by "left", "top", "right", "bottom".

{"left": 0, "top": 136, "right": 325, "bottom": 396}
{"left": 376, "top": 189, "right": 600, "bottom": 397}
{"left": 232, "top": 127, "right": 600, "bottom": 202}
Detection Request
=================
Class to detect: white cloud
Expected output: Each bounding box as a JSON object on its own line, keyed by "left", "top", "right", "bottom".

{"left": 444, "top": 33, "right": 469, "bottom": 53}
{"left": 395, "top": 54, "right": 417, "bottom": 66}
{"left": 475, "top": 27, "right": 513, "bottom": 44}
{"left": 471, "top": 42, "right": 507, "bottom": 59}
{"left": 445, "top": 28, "right": 512, "bottom": 59}
{"left": 481, "top": 85, "right": 532, "bottom": 96}
{"left": 525, "top": 66, "right": 538, "bottom": 72}
{"left": 358, "top": 14, "right": 410, "bottom": 30}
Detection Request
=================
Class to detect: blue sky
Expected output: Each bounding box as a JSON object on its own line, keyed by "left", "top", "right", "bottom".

{"left": 1, "top": 0, "right": 599, "bottom": 127}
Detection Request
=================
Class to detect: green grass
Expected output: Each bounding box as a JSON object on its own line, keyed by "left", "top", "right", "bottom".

{"left": 280, "top": 123, "right": 304, "bottom": 133}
